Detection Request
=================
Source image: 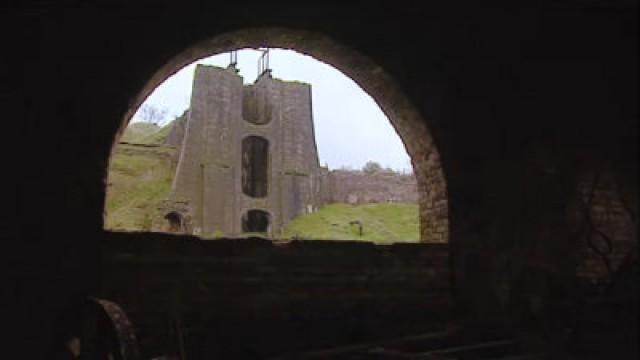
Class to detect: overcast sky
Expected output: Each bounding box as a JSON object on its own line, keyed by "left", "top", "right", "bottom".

{"left": 132, "top": 49, "right": 412, "bottom": 172}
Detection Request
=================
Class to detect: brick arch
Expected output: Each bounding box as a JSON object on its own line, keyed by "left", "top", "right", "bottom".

{"left": 116, "top": 27, "right": 448, "bottom": 243}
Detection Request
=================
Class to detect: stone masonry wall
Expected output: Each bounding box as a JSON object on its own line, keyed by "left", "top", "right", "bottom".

{"left": 328, "top": 169, "right": 418, "bottom": 204}
{"left": 165, "top": 64, "right": 444, "bottom": 241}
{"left": 100, "top": 231, "right": 451, "bottom": 358}
{"left": 571, "top": 162, "right": 637, "bottom": 283}
{"left": 169, "top": 66, "right": 325, "bottom": 237}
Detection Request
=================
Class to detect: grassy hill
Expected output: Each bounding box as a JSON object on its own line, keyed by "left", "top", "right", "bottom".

{"left": 282, "top": 203, "right": 419, "bottom": 243}
{"left": 105, "top": 121, "right": 177, "bottom": 230}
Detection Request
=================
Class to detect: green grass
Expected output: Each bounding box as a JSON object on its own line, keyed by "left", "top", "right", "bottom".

{"left": 282, "top": 203, "right": 419, "bottom": 244}
{"left": 104, "top": 144, "right": 176, "bottom": 231}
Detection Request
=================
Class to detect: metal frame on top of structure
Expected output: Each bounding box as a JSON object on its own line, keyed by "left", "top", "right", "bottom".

{"left": 257, "top": 48, "right": 270, "bottom": 76}
{"left": 229, "top": 50, "right": 238, "bottom": 67}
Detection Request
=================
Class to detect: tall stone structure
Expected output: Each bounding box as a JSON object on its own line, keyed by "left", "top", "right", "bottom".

{"left": 165, "top": 64, "right": 328, "bottom": 237}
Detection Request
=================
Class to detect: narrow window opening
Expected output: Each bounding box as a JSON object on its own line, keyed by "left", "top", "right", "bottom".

{"left": 242, "top": 136, "right": 269, "bottom": 197}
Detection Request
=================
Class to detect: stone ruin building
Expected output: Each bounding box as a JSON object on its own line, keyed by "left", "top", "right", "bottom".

{"left": 159, "top": 64, "right": 331, "bottom": 237}
{"left": 155, "top": 63, "right": 419, "bottom": 237}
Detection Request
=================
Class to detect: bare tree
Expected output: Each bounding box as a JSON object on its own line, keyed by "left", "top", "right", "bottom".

{"left": 137, "top": 104, "right": 168, "bottom": 124}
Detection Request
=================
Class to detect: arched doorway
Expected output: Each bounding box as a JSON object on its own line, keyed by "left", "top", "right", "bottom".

{"left": 164, "top": 211, "right": 183, "bottom": 232}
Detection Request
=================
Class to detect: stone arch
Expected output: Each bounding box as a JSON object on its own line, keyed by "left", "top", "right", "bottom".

{"left": 164, "top": 211, "right": 183, "bottom": 233}
{"left": 114, "top": 27, "right": 449, "bottom": 243}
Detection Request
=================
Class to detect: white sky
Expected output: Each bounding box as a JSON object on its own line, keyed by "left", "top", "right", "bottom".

{"left": 132, "top": 49, "right": 412, "bottom": 172}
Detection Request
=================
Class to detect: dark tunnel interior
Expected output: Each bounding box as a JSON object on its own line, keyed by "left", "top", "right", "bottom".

{"left": 3, "top": 1, "right": 637, "bottom": 359}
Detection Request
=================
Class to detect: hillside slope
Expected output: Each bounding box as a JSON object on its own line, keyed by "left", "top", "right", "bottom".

{"left": 105, "top": 119, "right": 178, "bottom": 230}
{"left": 105, "top": 144, "right": 176, "bottom": 230}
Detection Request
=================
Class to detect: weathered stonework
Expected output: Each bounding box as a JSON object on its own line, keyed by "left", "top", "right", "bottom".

{"left": 571, "top": 161, "right": 637, "bottom": 283}
{"left": 169, "top": 65, "right": 327, "bottom": 237}
{"left": 328, "top": 169, "right": 418, "bottom": 204}
{"left": 100, "top": 232, "right": 451, "bottom": 357}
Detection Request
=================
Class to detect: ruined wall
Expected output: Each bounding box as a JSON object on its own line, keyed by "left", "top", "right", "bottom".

{"left": 99, "top": 231, "right": 451, "bottom": 358}
{"left": 169, "top": 66, "right": 325, "bottom": 237}
{"left": 417, "top": 151, "right": 448, "bottom": 243}
{"left": 328, "top": 169, "right": 418, "bottom": 204}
